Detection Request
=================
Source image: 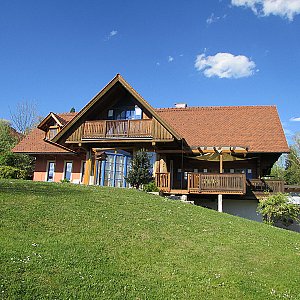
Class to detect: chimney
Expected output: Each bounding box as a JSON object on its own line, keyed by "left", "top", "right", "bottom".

{"left": 174, "top": 103, "right": 187, "bottom": 108}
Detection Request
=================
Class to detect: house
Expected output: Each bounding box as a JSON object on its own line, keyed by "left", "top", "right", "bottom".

{"left": 13, "top": 74, "right": 289, "bottom": 212}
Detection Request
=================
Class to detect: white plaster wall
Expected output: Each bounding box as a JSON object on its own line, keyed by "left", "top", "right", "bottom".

{"left": 197, "top": 199, "right": 300, "bottom": 233}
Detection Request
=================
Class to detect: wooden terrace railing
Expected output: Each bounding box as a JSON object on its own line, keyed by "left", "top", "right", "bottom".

{"left": 155, "top": 172, "right": 246, "bottom": 195}
{"left": 155, "top": 173, "right": 285, "bottom": 195}
{"left": 155, "top": 173, "right": 171, "bottom": 192}
{"left": 248, "top": 179, "right": 285, "bottom": 193}
{"left": 188, "top": 173, "right": 247, "bottom": 195}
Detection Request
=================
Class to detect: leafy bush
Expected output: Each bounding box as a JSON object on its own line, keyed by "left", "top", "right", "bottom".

{"left": 143, "top": 181, "right": 159, "bottom": 192}
{"left": 0, "top": 152, "right": 34, "bottom": 179}
{"left": 0, "top": 166, "right": 27, "bottom": 179}
{"left": 257, "top": 193, "right": 300, "bottom": 227}
{"left": 60, "top": 178, "right": 70, "bottom": 183}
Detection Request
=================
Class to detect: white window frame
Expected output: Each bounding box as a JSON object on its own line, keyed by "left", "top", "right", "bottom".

{"left": 45, "top": 161, "right": 56, "bottom": 182}
{"left": 63, "top": 161, "right": 73, "bottom": 181}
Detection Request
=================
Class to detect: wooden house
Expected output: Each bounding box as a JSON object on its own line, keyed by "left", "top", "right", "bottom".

{"left": 13, "top": 74, "right": 289, "bottom": 211}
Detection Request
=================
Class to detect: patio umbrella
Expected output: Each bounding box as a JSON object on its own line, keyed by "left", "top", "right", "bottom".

{"left": 187, "top": 152, "right": 247, "bottom": 173}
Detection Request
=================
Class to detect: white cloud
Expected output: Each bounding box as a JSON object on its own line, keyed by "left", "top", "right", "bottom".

{"left": 231, "top": 0, "right": 300, "bottom": 21}
{"left": 290, "top": 117, "right": 300, "bottom": 122}
{"left": 206, "top": 13, "right": 227, "bottom": 24}
{"left": 104, "top": 30, "right": 118, "bottom": 41}
{"left": 156, "top": 62, "right": 160, "bottom": 66}
{"left": 110, "top": 30, "right": 118, "bottom": 37}
{"left": 194, "top": 52, "right": 256, "bottom": 79}
{"left": 206, "top": 13, "right": 221, "bottom": 24}
{"left": 284, "top": 128, "right": 294, "bottom": 137}
{"left": 168, "top": 56, "right": 174, "bottom": 62}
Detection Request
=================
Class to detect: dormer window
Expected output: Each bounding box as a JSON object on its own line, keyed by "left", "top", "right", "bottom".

{"left": 46, "top": 125, "right": 59, "bottom": 140}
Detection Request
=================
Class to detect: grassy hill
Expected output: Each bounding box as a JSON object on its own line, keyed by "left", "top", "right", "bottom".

{"left": 1, "top": 179, "right": 300, "bottom": 300}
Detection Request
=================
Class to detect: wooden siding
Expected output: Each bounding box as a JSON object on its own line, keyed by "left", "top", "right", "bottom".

{"left": 66, "top": 118, "right": 173, "bottom": 142}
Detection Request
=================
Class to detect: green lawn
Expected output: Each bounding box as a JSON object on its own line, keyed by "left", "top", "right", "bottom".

{"left": 0, "top": 180, "right": 300, "bottom": 300}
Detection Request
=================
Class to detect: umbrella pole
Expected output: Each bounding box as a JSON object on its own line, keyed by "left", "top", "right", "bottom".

{"left": 219, "top": 153, "right": 223, "bottom": 174}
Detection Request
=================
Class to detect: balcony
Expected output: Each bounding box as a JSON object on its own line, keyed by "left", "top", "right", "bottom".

{"left": 155, "top": 173, "right": 247, "bottom": 195}
{"left": 155, "top": 173, "right": 286, "bottom": 196}
{"left": 83, "top": 119, "right": 152, "bottom": 139}
{"left": 67, "top": 119, "right": 174, "bottom": 142}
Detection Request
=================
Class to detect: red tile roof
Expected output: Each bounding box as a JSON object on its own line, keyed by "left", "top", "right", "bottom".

{"left": 54, "top": 112, "right": 77, "bottom": 124}
{"left": 12, "top": 113, "right": 77, "bottom": 154}
{"left": 12, "top": 106, "right": 289, "bottom": 154}
{"left": 155, "top": 105, "right": 289, "bottom": 153}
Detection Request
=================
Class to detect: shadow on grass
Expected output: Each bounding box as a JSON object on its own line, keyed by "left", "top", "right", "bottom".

{"left": 0, "top": 180, "right": 83, "bottom": 198}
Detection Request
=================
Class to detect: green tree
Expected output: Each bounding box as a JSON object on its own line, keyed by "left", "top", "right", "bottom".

{"left": 285, "top": 145, "right": 300, "bottom": 185}
{"left": 0, "top": 119, "right": 34, "bottom": 179}
{"left": 257, "top": 193, "right": 300, "bottom": 227}
{"left": 126, "top": 150, "right": 153, "bottom": 189}
{"left": 70, "top": 107, "right": 76, "bottom": 113}
{"left": 270, "top": 162, "right": 285, "bottom": 180}
{"left": 0, "top": 119, "right": 17, "bottom": 153}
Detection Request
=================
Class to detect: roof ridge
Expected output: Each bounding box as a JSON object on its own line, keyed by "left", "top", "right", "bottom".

{"left": 155, "top": 105, "right": 277, "bottom": 111}
{"left": 56, "top": 112, "right": 78, "bottom": 115}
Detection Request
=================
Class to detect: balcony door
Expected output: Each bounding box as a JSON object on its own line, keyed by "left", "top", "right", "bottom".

{"left": 97, "top": 153, "right": 131, "bottom": 187}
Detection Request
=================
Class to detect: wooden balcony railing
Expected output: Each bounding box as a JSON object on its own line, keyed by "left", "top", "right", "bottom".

{"left": 155, "top": 173, "right": 171, "bottom": 192}
{"left": 67, "top": 118, "right": 174, "bottom": 142}
{"left": 188, "top": 173, "right": 247, "bottom": 195}
{"left": 83, "top": 119, "right": 153, "bottom": 139}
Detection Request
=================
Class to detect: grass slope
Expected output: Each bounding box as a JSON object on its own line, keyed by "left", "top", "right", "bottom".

{"left": 0, "top": 180, "right": 300, "bottom": 300}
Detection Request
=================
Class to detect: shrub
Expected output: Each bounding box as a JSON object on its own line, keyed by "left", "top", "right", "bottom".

{"left": 143, "top": 181, "right": 159, "bottom": 192}
{"left": 257, "top": 193, "right": 300, "bottom": 227}
{"left": 60, "top": 178, "right": 70, "bottom": 183}
{"left": 0, "top": 166, "right": 27, "bottom": 179}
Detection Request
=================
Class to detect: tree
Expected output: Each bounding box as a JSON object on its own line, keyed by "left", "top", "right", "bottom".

{"left": 70, "top": 107, "right": 76, "bottom": 113}
{"left": 0, "top": 119, "right": 17, "bottom": 153}
{"left": 10, "top": 101, "right": 38, "bottom": 134}
{"left": 257, "top": 193, "right": 300, "bottom": 227}
{"left": 270, "top": 161, "right": 285, "bottom": 180}
{"left": 284, "top": 133, "right": 300, "bottom": 185}
{"left": 126, "top": 150, "right": 153, "bottom": 189}
{"left": 0, "top": 119, "right": 34, "bottom": 179}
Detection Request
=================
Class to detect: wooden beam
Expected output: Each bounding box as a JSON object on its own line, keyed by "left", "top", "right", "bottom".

{"left": 156, "top": 149, "right": 192, "bottom": 154}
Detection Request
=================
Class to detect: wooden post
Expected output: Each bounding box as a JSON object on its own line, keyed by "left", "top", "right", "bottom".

{"left": 219, "top": 153, "right": 223, "bottom": 174}
{"left": 83, "top": 149, "right": 92, "bottom": 185}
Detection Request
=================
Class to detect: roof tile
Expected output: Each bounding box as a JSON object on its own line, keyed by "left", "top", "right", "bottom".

{"left": 155, "top": 105, "right": 289, "bottom": 153}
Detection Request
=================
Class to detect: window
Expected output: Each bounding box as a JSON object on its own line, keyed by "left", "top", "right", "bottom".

{"left": 64, "top": 161, "right": 73, "bottom": 181}
{"left": 46, "top": 161, "right": 55, "bottom": 182}
{"left": 46, "top": 126, "right": 59, "bottom": 140}
{"left": 107, "top": 105, "right": 142, "bottom": 120}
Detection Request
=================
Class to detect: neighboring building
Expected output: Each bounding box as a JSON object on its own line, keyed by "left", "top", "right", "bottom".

{"left": 13, "top": 74, "right": 289, "bottom": 212}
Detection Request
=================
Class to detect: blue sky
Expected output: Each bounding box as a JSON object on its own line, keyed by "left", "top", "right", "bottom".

{"left": 0, "top": 0, "right": 300, "bottom": 143}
